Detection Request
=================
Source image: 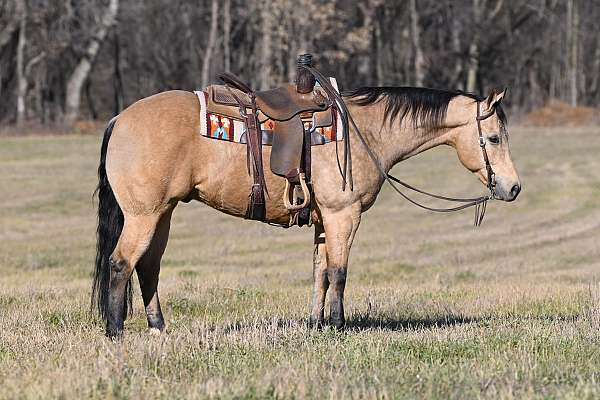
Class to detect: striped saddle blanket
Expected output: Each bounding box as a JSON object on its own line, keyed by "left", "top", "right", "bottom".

{"left": 194, "top": 78, "right": 344, "bottom": 145}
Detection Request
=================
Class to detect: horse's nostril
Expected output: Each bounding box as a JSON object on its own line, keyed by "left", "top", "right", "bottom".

{"left": 510, "top": 183, "right": 521, "bottom": 197}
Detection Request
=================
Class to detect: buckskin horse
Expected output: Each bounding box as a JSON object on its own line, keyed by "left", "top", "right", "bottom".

{"left": 92, "top": 70, "right": 520, "bottom": 338}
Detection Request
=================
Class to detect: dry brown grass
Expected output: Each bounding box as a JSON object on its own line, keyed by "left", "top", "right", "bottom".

{"left": 1, "top": 126, "right": 600, "bottom": 399}
{"left": 523, "top": 100, "right": 600, "bottom": 127}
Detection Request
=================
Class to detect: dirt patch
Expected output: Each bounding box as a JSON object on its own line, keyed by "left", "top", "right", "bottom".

{"left": 523, "top": 99, "right": 599, "bottom": 127}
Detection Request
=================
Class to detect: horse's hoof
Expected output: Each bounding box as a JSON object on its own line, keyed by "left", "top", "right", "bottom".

{"left": 308, "top": 317, "right": 324, "bottom": 330}
{"left": 331, "top": 319, "right": 346, "bottom": 332}
{"left": 105, "top": 328, "right": 123, "bottom": 341}
{"left": 148, "top": 327, "right": 162, "bottom": 336}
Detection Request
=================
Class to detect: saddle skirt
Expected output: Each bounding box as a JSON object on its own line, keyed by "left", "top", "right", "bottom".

{"left": 194, "top": 78, "right": 344, "bottom": 146}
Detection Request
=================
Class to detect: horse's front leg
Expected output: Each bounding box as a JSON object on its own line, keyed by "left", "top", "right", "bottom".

{"left": 321, "top": 203, "right": 361, "bottom": 330}
{"left": 310, "top": 223, "right": 328, "bottom": 328}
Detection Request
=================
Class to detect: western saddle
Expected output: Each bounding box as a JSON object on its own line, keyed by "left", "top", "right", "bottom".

{"left": 209, "top": 54, "right": 351, "bottom": 226}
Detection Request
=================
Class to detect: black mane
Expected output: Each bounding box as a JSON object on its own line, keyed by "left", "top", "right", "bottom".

{"left": 344, "top": 86, "right": 507, "bottom": 130}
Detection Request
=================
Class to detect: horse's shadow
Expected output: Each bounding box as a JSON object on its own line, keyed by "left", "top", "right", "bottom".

{"left": 344, "top": 314, "right": 478, "bottom": 332}
{"left": 219, "top": 314, "right": 477, "bottom": 335}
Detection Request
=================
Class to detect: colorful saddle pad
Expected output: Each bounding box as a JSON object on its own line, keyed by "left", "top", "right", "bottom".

{"left": 194, "top": 78, "right": 344, "bottom": 145}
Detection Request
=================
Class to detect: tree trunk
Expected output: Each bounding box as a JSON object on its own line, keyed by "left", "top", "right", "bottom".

{"left": 401, "top": 26, "right": 411, "bottom": 83}
{"left": 449, "top": 2, "right": 463, "bottom": 88}
{"left": 567, "top": 0, "right": 579, "bottom": 106}
{"left": 375, "top": 16, "right": 384, "bottom": 86}
{"left": 0, "top": 1, "right": 20, "bottom": 51}
{"left": 223, "top": 0, "right": 231, "bottom": 72}
{"left": 113, "top": 31, "right": 124, "bottom": 115}
{"left": 85, "top": 78, "right": 97, "bottom": 120}
{"left": 287, "top": 23, "right": 298, "bottom": 84}
{"left": 409, "top": 0, "right": 425, "bottom": 86}
{"left": 64, "top": 0, "right": 119, "bottom": 126}
{"left": 181, "top": 4, "right": 197, "bottom": 82}
{"left": 15, "top": 0, "right": 26, "bottom": 126}
{"left": 590, "top": 37, "right": 600, "bottom": 101}
{"left": 466, "top": 0, "right": 481, "bottom": 93}
{"left": 549, "top": 64, "right": 557, "bottom": 100}
{"left": 528, "top": 62, "right": 540, "bottom": 108}
{"left": 260, "top": 0, "right": 273, "bottom": 90}
{"left": 201, "top": 0, "right": 219, "bottom": 87}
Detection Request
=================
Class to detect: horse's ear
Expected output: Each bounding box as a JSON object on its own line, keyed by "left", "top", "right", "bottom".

{"left": 484, "top": 87, "right": 507, "bottom": 112}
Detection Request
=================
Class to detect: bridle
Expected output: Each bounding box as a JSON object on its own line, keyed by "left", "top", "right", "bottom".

{"left": 382, "top": 100, "right": 498, "bottom": 226}
{"left": 476, "top": 101, "right": 497, "bottom": 199}
{"left": 295, "top": 66, "right": 498, "bottom": 226}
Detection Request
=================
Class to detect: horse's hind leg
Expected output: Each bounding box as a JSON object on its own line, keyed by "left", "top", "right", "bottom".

{"left": 107, "top": 213, "right": 162, "bottom": 338}
{"left": 135, "top": 208, "right": 173, "bottom": 333}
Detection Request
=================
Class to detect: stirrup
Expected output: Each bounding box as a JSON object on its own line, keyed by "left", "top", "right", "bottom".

{"left": 283, "top": 173, "right": 310, "bottom": 211}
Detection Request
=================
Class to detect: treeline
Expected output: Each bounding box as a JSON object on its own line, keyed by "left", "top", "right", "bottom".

{"left": 0, "top": 0, "right": 598, "bottom": 127}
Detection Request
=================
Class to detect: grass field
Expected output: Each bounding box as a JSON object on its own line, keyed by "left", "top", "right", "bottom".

{"left": 1, "top": 126, "right": 600, "bottom": 399}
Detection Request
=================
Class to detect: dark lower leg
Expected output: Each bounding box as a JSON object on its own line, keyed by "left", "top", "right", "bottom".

{"left": 137, "top": 263, "right": 165, "bottom": 330}
{"left": 142, "top": 291, "right": 165, "bottom": 331}
{"left": 136, "top": 210, "right": 171, "bottom": 331}
{"left": 105, "top": 215, "right": 160, "bottom": 338}
{"left": 106, "top": 257, "right": 132, "bottom": 338}
{"left": 328, "top": 266, "right": 347, "bottom": 329}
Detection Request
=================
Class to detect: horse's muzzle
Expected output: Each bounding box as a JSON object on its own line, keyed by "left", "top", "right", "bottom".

{"left": 495, "top": 179, "right": 521, "bottom": 202}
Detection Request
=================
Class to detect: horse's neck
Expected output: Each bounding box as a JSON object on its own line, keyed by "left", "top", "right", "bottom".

{"left": 355, "top": 105, "right": 455, "bottom": 172}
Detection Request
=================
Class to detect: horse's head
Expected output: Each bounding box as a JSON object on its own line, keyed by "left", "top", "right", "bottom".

{"left": 451, "top": 88, "right": 521, "bottom": 202}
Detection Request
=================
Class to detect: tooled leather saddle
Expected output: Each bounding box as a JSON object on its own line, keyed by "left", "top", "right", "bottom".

{"left": 205, "top": 54, "right": 352, "bottom": 226}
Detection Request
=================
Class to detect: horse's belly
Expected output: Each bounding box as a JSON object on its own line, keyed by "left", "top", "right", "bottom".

{"left": 192, "top": 139, "right": 291, "bottom": 224}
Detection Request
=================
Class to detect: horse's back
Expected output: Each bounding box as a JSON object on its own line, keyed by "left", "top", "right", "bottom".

{"left": 119, "top": 90, "right": 200, "bottom": 131}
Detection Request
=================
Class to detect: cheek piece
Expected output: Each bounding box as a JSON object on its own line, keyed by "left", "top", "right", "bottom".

{"left": 476, "top": 103, "right": 497, "bottom": 198}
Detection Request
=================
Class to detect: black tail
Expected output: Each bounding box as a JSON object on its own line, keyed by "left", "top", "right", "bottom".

{"left": 92, "top": 119, "right": 132, "bottom": 322}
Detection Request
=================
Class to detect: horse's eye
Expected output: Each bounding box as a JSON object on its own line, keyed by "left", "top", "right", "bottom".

{"left": 489, "top": 135, "right": 500, "bottom": 145}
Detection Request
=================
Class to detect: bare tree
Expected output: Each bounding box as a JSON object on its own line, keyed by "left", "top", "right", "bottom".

{"left": 64, "top": 0, "right": 119, "bottom": 126}
{"left": 223, "top": 0, "right": 231, "bottom": 72}
{"left": 15, "top": 0, "right": 25, "bottom": 126}
{"left": 449, "top": 2, "right": 463, "bottom": 88}
{"left": 201, "top": 0, "right": 219, "bottom": 87}
{"left": 567, "top": 0, "right": 579, "bottom": 106}
{"left": 466, "top": 0, "right": 504, "bottom": 93}
{"left": 409, "top": 0, "right": 425, "bottom": 86}
{"left": 0, "top": 1, "right": 20, "bottom": 51}
{"left": 260, "top": 0, "right": 273, "bottom": 90}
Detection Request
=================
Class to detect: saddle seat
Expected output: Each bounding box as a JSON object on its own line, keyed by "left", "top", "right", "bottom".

{"left": 207, "top": 84, "right": 332, "bottom": 124}
{"left": 205, "top": 83, "right": 334, "bottom": 178}
{"left": 255, "top": 84, "right": 330, "bottom": 121}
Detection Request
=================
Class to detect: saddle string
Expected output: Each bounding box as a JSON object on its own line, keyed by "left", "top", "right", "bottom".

{"left": 220, "top": 78, "right": 269, "bottom": 197}
{"left": 303, "top": 64, "right": 495, "bottom": 226}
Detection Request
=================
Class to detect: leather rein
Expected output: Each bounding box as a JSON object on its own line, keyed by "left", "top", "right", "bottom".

{"left": 302, "top": 64, "right": 498, "bottom": 226}
{"left": 382, "top": 104, "right": 497, "bottom": 226}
